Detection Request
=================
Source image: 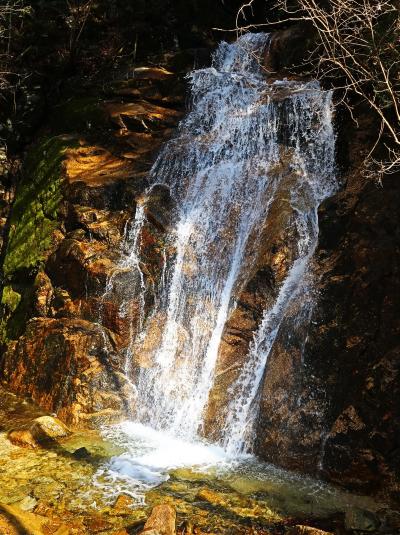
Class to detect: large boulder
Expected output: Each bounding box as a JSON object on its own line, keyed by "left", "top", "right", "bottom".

{"left": 1, "top": 318, "right": 134, "bottom": 427}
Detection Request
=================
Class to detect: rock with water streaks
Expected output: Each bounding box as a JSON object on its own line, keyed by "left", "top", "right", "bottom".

{"left": 254, "top": 125, "right": 400, "bottom": 498}
{"left": 1, "top": 318, "right": 133, "bottom": 428}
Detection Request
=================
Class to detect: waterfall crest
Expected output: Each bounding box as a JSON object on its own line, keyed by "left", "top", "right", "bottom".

{"left": 106, "top": 33, "right": 337, "bottom": 452}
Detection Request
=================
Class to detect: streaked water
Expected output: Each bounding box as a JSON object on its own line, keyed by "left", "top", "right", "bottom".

{"left": 105, "top": 33, "right": 336, "bottom": 456}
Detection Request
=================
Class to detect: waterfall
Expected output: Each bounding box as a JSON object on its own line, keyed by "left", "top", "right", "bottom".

{"left": 108, "top": 33, "right": 337, "bottom": 452}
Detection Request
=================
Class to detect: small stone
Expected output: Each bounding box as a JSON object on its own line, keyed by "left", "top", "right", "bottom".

{"left": 140, "top": 504, "right": 176, "bottom": 535}
{"left": 287, "top": 526, "right": 333, "bottom": 535}
{"left": 196, "top": 488, "right": 226, "bottom": 506}
{"left": 17, "top": 495, "right": 38, "bottom": 512}
{"left": 72, "top": 447, "right": 90, "bottom": 459}
{"left": 111, "top": 494, "right": 136, "bottom": 516}
{"left": 345, "top": 508, "right": 380, "bottom": 532}
{"left": 7, "top": 429, "right": 39, "bottom": 449}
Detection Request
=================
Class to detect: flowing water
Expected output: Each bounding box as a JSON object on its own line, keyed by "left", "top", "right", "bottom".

{"left": 99, "top": 32, "right": 340, "bottom": 513}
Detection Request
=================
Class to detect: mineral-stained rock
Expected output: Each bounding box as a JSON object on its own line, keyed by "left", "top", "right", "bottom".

{"left": 1, "top": 318, "right": 133, "bottom": 427}
{"left": 195, "top": 488, "right": 226, "bottom": 507}
{"left": 46, "top": 238, "right": 119, "bottom": 298}
{"left": 203, "top": 167, "right": 303, "bottom": 439}
{"left": 0, "top": 510, "right": 20, "bottom": 535}
{"left": 140, "top": 504, "right": 176, "bottom": 535}
{"left": 111, "top": 494, "right": 136, "bottom": 516}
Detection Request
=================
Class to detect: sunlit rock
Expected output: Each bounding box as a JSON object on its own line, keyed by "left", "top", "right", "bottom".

{"left": 140, "top": 504, "right": 176, "bottom": 535}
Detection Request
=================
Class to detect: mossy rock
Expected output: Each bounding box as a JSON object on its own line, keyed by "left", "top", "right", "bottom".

{"left": 0, "top": 282, "right": 35, "bottom": 343}
{"left": 1, "top": 285, "right": 21, "bottom": 313}
{"left": 3, "top": 135, "right": 78, "bottom": 280}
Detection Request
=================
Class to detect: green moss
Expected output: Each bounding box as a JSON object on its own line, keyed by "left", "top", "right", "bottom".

{"left": 3, "top": 135, "right": 77, "bottom": 279}
{"left": 1, "top": 285, "right": 21, "bottom": 312}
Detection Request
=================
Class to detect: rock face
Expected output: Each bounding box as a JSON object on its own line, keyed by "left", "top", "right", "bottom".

{"left": 0, "top": 55, "right": 185, "bottom": 427}
{"left": 2, "top": 318, "right": 136, "bottom": 427}
{"left": 204, "top": 166, "right": 304, "bottom": 439}
{"left": 254, "top": 149, "right": 400, "bottom": 500}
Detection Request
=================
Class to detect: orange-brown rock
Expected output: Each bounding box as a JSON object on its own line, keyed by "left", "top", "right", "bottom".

{"left": 111, "top": 494, "right": 136, "bottom": 516}
{"left": 7, "top": 415, "right": 70, "bottom": 448}
{"left": 7, "top": 428, "right": 39, "bottom": 449}
{"left": 1, "top": 318, "right": 133, "bottom": 428}
{"left": 0, "top": 503, "right": 57, "bottom": 535}
{"left": 140, "top": 504, "right": 176, "bottom": 535}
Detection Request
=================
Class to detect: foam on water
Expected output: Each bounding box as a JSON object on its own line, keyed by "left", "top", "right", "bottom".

{"left": 93, "top": 421, "right": 238, "bottom": 504}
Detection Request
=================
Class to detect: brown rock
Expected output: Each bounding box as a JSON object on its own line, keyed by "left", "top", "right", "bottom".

{"left": 141, "top": 504, "right": 176, "bottom": 535}
{"left": 111, "top": 494, "right": 136, "bottom": 516}
{"left": 46, "top": 238, "right": 118, "bottom": 298}
{"left": 65, "top": 144, "right": 136, "bottom": 187}
{"left": 1, "top": 318, "right": 132, "bottom": 428}
{"left": 0, "top": 503, "right": 50, "bottom": 535}
{"left": 7, "top": 428, "right": 39, "bottom": 449}
{"left": 203, "top": 167, "right": 302, "bottom": 440}
{"left": 0, "top": 511, "right": 20, "bottom": 535}
{"left": 195, "top": 489, "right": 225, "bottom": 506}
{"left": 33, "top": 271, "right": 54, "bottom": 317}
{"left": 30, "top": 416, "right": 71, "bottom": 441}
{"left": 7, "top": 416, "right": 70, "bottom": 449}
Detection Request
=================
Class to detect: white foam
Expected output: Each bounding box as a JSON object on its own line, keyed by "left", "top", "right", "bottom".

{"left": 101, "top": 421, "right": 232, "bottom": 488}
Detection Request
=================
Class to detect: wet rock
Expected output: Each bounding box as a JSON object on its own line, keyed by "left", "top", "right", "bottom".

{"left": 84, "top": 513, "right": 113, "bottom": 532}
{"left": 0, "top": 503, "right": 49, "bottom": 534}
{"left": 253, "top": 166, "right": 400, "bottom": 495}
{"left": 141, "top": 504, "right": 176, "bottom": 535}
{"left": 33, "top": 271, "right": 54, "bottom": 317}
{"left": 111, "top": 494, "right": 136, "bottom": 516}
{"left": 204, "top": 167, "right": 303, "bottom": 440}
{"left": 1, "top": 318, "right": 132, "bottom": 428}
{"left": 31, "top": 416, "right": 71, "bottom": 441}
{"left": 265, "top": 23, "right": 317, "bottom": 75}
{"left": 16, "top": 495, "right": 38, "bottom": 512}
{"left": 0, "top": 511, "right": 20, "bottom": 535}
{"left": 195, "top": 488, "right": 226, "bottom": 507}
{"left": 344, "top": 508, "right": 380, "bottom": 532}
{"left": 7, "top": 416, "right": 69, "bottom": 449}
{"left": 46, "top": 238, "right": 118, "bottom": 298}
{"left": 7, "top": 429, "right": 39, "bottom": 449}
{"left": 72, "top": 446, "right": 90, "bottom": 459}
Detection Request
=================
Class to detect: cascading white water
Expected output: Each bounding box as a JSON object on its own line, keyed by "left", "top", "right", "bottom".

{"left": 109, "top": 33, "right": 337, "bottom": 453}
